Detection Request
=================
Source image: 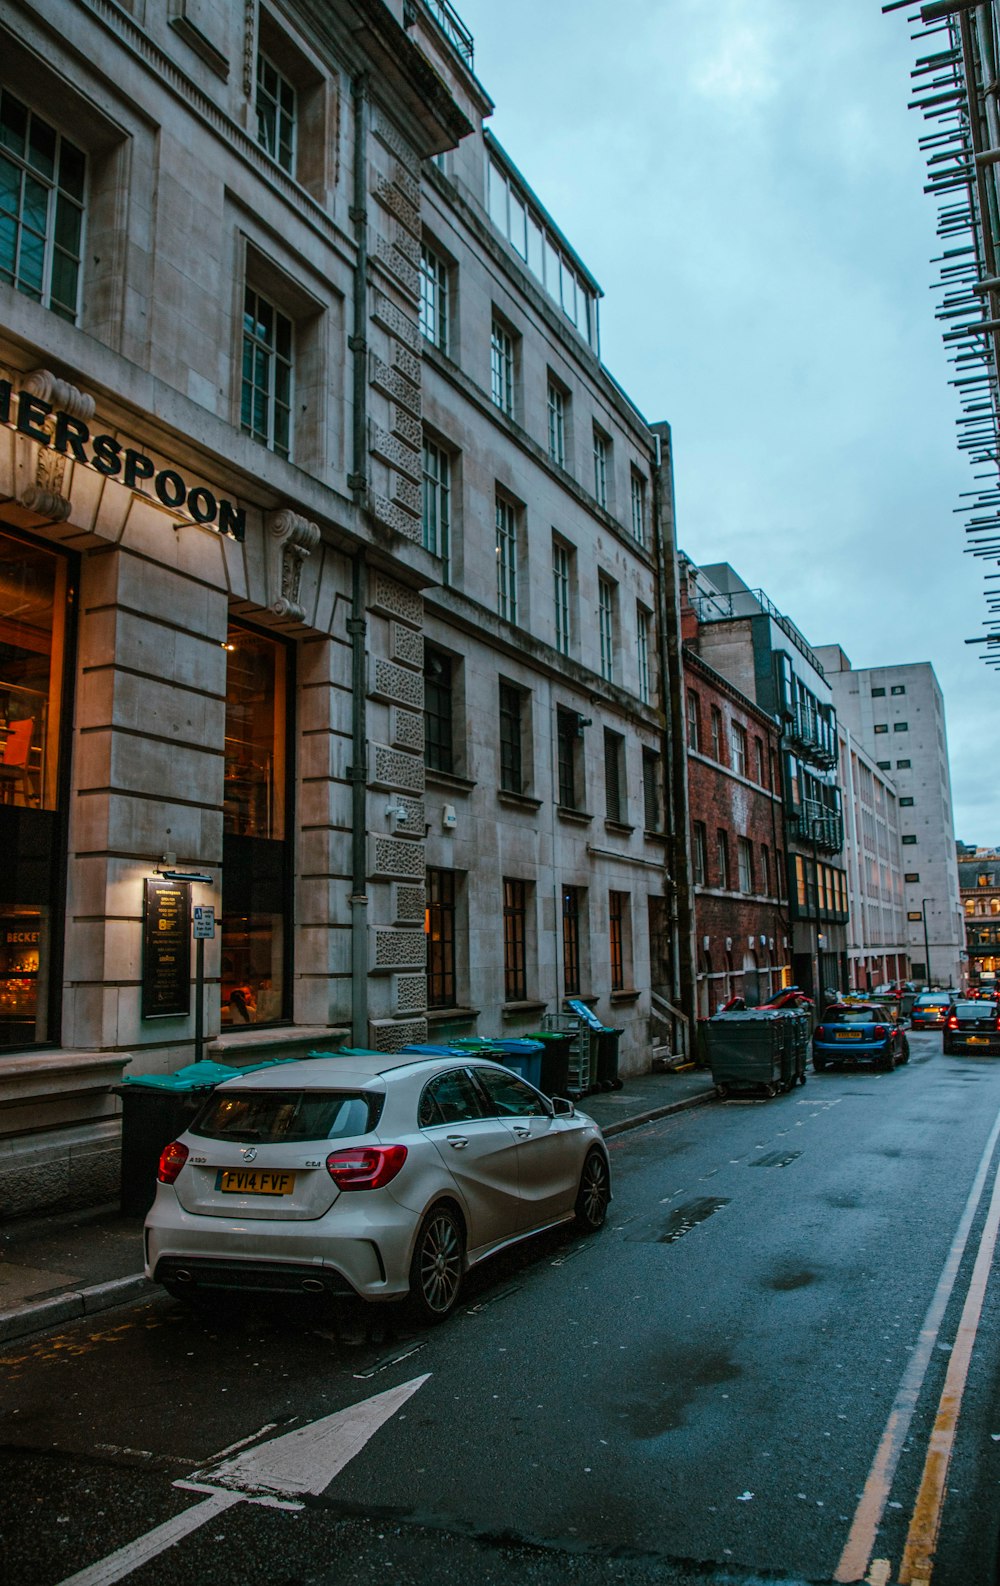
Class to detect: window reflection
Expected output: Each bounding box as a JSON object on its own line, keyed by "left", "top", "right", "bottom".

{"left": 221, "top": 621, "right": 290, "bottom": 1028}
{"left": 0, "top": 906, "right": 50, "bottom": 1044}
{"left": 223, "top": 625, "right": 285, "bottom": 839}
{"left": 220, "top": 912, "right": 283, "bottom": 1027}
{"left": 0, "top": 533, "right": 66, "bottom": 810}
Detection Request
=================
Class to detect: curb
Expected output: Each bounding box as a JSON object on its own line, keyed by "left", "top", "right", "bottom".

{"left": 600, "top": 1086, "right": 717, "bottom": 1137}
{"left": 0, "top": 1090, "right": 718, "bottom": 1346}
{"left": 0, "top": 1273, "right": 155, "bottom": 1346}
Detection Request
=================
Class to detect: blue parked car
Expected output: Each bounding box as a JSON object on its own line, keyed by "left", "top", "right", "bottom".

{"left": 812, "top": 1003, "right": 909, "bottom": 1072}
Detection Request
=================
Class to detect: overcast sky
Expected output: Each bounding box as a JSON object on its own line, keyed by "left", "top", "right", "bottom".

{"left": 455, "top": 0, "right": 995, "bottom": 843}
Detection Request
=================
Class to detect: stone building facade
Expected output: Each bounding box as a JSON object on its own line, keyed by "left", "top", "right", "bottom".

{"left": 0, "top": 0, "right": 687, "bottom": 1215}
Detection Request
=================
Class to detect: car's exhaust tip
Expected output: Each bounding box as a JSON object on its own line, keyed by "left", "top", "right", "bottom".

{"left": 301, "top": 1277, "right": 326, "bottom": 1293}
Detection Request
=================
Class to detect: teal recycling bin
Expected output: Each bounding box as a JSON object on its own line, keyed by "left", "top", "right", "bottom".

{"left": 117, "top": 1064, "right": 240, "bottom": 1216}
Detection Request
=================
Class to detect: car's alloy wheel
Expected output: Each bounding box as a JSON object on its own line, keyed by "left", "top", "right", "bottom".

{"left": 899, "top": 1037, "right": 910, "bottom": 1063}
{"left": 409, "top": 1205, "right": 464, "bottom": 1323}
{"left": 575, "top": 1148, "right": 611, "bottom": 1231}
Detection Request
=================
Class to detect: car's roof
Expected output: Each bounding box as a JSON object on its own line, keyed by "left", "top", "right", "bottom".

{"left": 214, "top": 1053, "right": 482, "bottom": 1091}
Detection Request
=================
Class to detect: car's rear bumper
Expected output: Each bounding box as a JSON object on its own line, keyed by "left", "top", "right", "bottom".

{"left": 145, "top": 1187, "right": 414, "bottom": 1302}
{"left": 943, "top": 1036, "right": 1000, "bottom": 1054}
{"left": 813, "top": 1041, "right": 889, "bottom": 1061}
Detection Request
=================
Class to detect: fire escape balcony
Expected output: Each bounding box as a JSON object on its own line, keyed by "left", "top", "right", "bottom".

{"left": 789, "top": 800, "right": 843, "bottom": 854}
{"left": 783, "top": 704, "right": 837, "bottom": 769}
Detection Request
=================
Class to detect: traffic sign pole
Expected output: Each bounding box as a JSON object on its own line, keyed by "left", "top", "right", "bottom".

{"left": 191, "top": 905, "right": 215, "bottom": 1063}
{"left": 195, "top": 935, "right": 205, "bottom": 1063}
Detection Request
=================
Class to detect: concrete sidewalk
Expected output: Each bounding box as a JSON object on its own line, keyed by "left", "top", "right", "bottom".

{"left": 0, "top": 1066, "right": 717, "bottom": 1346}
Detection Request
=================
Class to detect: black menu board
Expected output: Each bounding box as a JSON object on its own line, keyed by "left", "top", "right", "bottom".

{"left": 141, "top": 879, "right": 191, "bottom": 1018}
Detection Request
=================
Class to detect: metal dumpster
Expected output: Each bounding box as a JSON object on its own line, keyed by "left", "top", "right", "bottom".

{"left": 704, "top": 1009, "right": 789, "bottom": 1099}
{"left": 777, "top": 1009, "right": 809, "bottom": 1091}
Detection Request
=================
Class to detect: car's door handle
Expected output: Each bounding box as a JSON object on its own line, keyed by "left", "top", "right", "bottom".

{"left": 511, "top": 1125, "right": 531, "bottom": 1139}
{"left": 446, "top": 1134, "right": 468, "bottom": 1149}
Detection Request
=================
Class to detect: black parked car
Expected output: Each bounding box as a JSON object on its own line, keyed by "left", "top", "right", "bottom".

{"left": 943, "top": 1000, "right": 1000, "bottom": 1056}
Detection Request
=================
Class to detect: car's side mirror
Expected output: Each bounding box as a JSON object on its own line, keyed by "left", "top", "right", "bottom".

{"left": 551, "top": 1096, "right": 575, "bottom": 1117}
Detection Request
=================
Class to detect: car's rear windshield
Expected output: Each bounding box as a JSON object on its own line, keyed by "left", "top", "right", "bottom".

{"left": 823, "top": 1006, "right": 881, "bottom": 1023}
{"left": 915, "top": 997, "right": 948, "bottom": 1007}
{"left": 955, "top": 1002, "right": 992, "bottom": 1017}
{"left": 189, "top": 1090, "right": 382, "bottom": 1143}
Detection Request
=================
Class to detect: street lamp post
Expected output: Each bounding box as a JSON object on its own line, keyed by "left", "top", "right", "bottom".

{"left": 921, "top": 897, "right": 932, "bottom": 989}
{"left": 811, "top": 821, "right": 821, "bottom": 1003}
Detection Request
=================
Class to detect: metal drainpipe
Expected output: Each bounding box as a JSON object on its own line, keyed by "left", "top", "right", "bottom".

{"left": 348, "top": 74, "right": 370, "bottom": 1047}
{"left": 651, "top": 423, "right": 697, "bottom": 1055}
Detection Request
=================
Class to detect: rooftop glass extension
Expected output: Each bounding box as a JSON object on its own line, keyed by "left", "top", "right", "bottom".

{"left": 485, "top": 135, "right": 602, "bottom": 355}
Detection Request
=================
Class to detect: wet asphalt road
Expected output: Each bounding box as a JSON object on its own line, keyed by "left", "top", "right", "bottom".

{"left": 2, "top": 1029, "right": 1000, "bottom": 1586}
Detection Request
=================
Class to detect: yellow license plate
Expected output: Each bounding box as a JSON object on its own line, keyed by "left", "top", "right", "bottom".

{"left": 965, "top": 1036, "right": 988, "bottom": 1046}
{"left": 836, "top": 1031, "right": 863, "bottom": 1039}
{"left": 215, "top": 1168, "right": 296, "bottom": 1195}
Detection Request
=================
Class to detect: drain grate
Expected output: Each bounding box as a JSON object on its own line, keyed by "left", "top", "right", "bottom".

{"left": 657, "top": 1196, "right": 730, "bottom": 1243}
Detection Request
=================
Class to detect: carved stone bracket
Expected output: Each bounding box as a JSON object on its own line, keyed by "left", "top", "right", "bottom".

{"left": 23, "top": 368, "right": 95, "bottom": 421}
{"left": 267, "top": 507, "right": 321, "bottom": 621}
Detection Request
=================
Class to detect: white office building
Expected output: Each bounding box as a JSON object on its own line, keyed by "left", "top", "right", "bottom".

{"left": 813, "top": 649, "right": 963, "bottom": 988}
{"left": 835, "top": 719, "right": 908, "bottom": 991}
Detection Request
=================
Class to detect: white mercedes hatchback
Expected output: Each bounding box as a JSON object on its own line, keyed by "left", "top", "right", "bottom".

{"left": 144, "top": 1052, "right": 611, "bottom": 1322}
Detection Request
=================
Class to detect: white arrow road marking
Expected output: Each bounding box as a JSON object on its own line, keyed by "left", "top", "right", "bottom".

{"left": 183, "top": 1372, "right": 431, "bottom": 1500}
{"left": 55, "top": 1374, "right": 431, "bottom": 1586}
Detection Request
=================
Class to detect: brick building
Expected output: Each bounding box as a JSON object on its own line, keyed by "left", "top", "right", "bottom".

{"left": 681, "top": 632, "right": 790, "bottom": 1017}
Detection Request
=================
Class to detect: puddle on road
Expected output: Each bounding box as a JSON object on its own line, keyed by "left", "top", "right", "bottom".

{"left": 747, "top": 1150, "right": 802, "bottom": 1169}
{"left": 625, "top": 1350, "right": 742, "bottom": 1437}
{"left": 766, "top": 1266, "right": 819, "bottom": 1291}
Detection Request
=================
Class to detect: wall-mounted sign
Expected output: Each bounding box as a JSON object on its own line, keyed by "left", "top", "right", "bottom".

{"left": 0, "top": 380, "right": 246, "bottom": 541}
{"left": 142, "top": 878, "right": 191, "bottom": 1019}
{"left": 193, "top": 904, "right": 216, "bottom": 940}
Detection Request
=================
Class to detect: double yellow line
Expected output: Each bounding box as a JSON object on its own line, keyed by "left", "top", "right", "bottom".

{"left": 835, "top": 1106, "right": 1000, "bottom": 1584}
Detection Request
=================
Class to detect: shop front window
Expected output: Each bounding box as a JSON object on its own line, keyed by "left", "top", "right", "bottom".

{"left": 221, "top": 622, "right": 291, "bottom": 1027}
{"left": 0, "top": 529, "right": 72, "bottom": 1048}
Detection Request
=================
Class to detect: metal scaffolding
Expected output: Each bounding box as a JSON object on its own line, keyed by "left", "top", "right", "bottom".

{"left": 885, "top": 0, "right": 1000, "bottom": 665}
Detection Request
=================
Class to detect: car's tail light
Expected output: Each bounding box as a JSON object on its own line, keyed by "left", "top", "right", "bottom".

{"left": 157, "top": 1140, "right": 189, "bottom": 1184}
{"left": 873, "top": 1025, "right": 888, "bottom": 1039}
{"left": 325, "top": 1144, "right": 407, "bottom": 1190}
{"left": 946, "top": 1014, "right": 959, "bottom": 1030}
